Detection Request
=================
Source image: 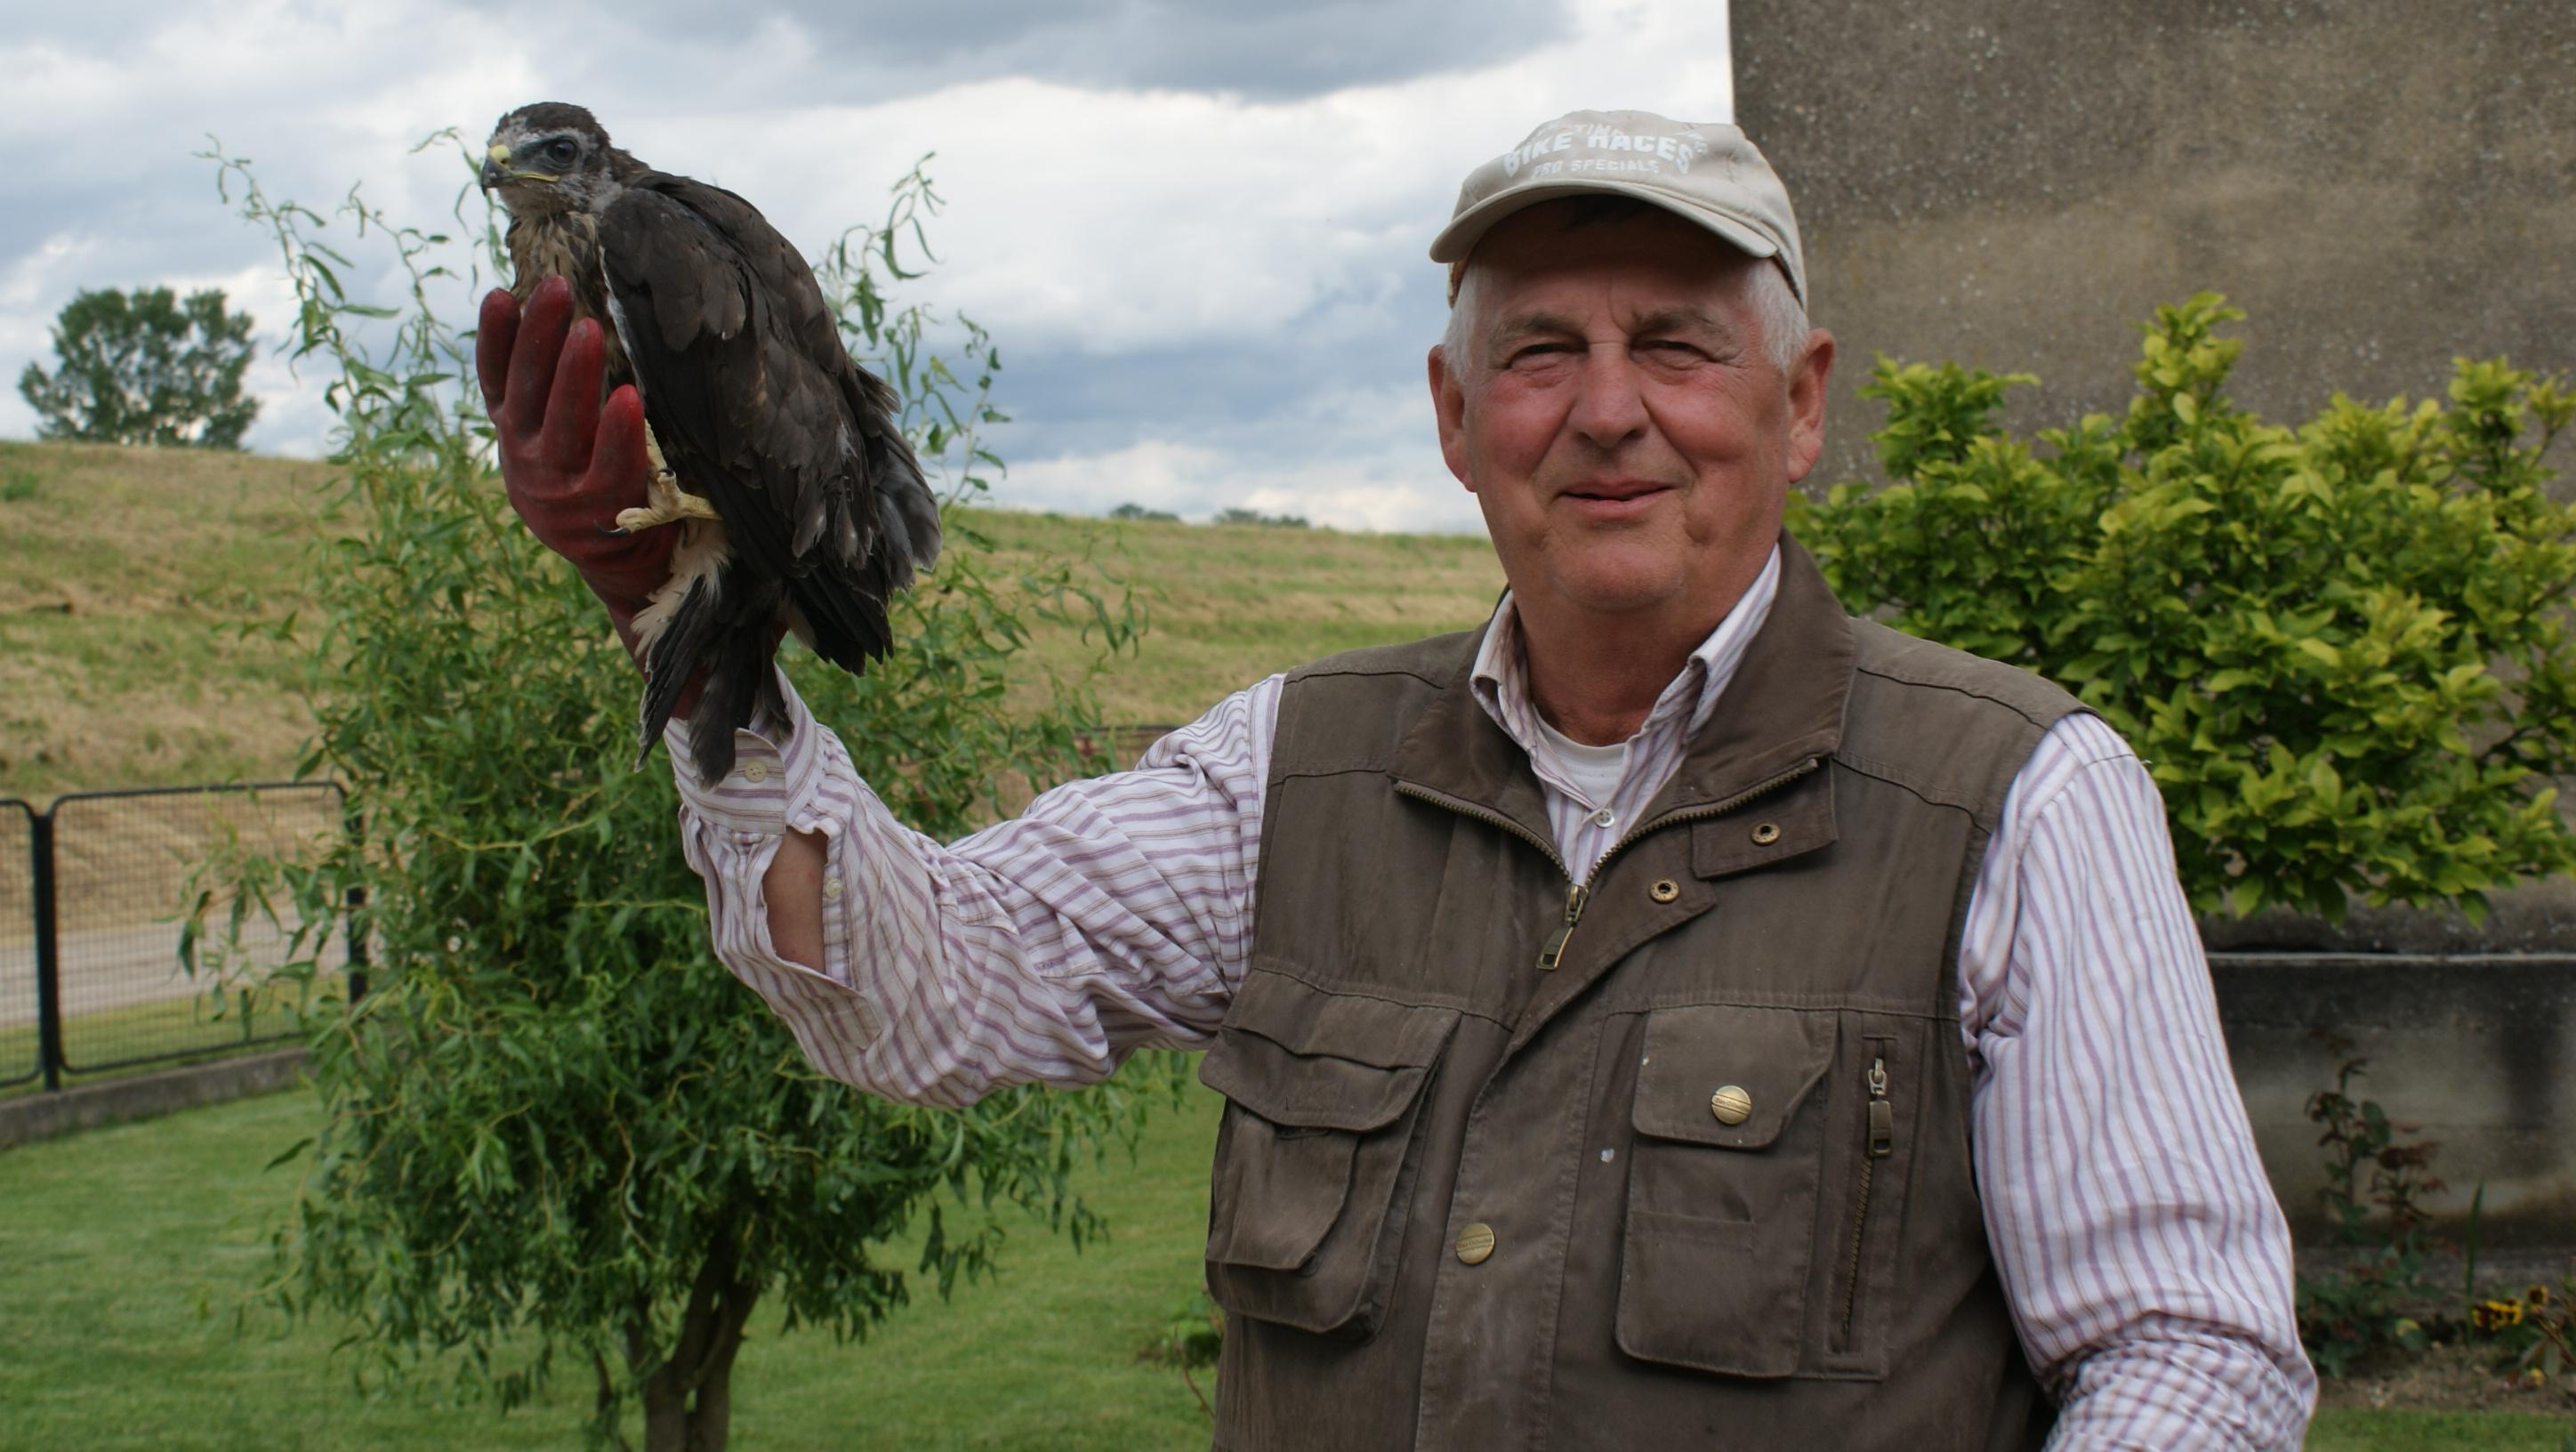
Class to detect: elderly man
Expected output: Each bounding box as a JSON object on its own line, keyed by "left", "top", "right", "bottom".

{"left": 483, "top": 109, "right": 2314, "bottom": 1449}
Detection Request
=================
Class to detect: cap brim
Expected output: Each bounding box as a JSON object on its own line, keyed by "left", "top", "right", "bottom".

{"left": 1429, "top": 179, "right": 1784, "bottom": 270}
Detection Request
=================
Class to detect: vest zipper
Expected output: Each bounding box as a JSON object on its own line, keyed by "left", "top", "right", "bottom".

{"left": 1593, "top": 756, "right": 1823, "bottom": 872}
{"left": 1839, "top": 1053, "right": 1895, "bottom": 1346}
{"left": 1534, "top": 883, "right": 1590, "bottom": 972}
{"left": 1389, "top": 783, "right": 1571, "bottom": 880}
{"left": 1395, "top": 755, "right": 1822, "bottom": 976}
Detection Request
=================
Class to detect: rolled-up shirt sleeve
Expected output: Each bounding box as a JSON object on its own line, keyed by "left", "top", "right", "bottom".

{"left": 669, "top": 668, "right": 1280, "bottom": 1108}
{"left": 1960, "top": 713, "right": 2317, "bottom": 1449}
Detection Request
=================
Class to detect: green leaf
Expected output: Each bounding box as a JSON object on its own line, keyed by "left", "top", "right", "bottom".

{"left": 1800, "top": 294, "right": 2576, "bottom": 921}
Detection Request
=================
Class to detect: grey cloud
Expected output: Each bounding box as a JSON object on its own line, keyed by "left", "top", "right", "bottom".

{"left": 0, "top": 0, "right": 1575, "bottom": 524}
{"left": 456, "top": 0, "right": 1572, "bottom": 101}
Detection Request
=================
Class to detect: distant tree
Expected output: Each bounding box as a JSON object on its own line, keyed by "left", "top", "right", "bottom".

{"left": 1213, "top": 506, "right": 1309, "bottom": 528}
{"left": 16, "top": 286, "right": 261, "bottom": 448}
{"left": 1109, "top": 501, "right": 1180, "bottom": 521}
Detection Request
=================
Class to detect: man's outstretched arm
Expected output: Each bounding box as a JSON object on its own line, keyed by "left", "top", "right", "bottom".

{"left": 663, "top": 673, "right": 1276, "bottom": 1106}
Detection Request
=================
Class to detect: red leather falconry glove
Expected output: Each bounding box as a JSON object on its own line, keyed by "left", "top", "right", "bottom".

{"left": 477, "top": 277, "right": 669, "bottom": 660}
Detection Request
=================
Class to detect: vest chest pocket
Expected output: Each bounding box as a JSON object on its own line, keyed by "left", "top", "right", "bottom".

{"left": 1617, "top": 1004, "right": 1836, "bottom": 1379}
{"left": 1198, "top": 975, "right": 1461, "bottom": 1337}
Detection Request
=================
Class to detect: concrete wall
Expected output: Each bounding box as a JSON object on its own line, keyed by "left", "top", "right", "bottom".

{"left": 2211, "top": 955, "right": 2575, "bottom": 1244}
{"left": 0, "top": 1047, "right": 307, "bottom": 1150}
{"left": 1732, "top": 0, "right": 2576, "bottom": 490}
{"left": 1731, "top": 10, "right": 2576, "bottom": 1234}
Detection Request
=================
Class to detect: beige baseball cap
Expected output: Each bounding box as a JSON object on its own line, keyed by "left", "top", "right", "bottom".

{"left": 1429, "top": 109, "right": 1807, "bottom": 308}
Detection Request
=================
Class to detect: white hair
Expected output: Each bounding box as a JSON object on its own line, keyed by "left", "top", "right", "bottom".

{"left": 1440, "top": 244, "right": 1810, "bottom": 378}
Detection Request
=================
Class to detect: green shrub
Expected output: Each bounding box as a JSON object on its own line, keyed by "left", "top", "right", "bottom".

{"left": 1795, "top": 294, "right": 2576, "bottom": 919}
{"left": 189, "top": 137, "right": 1165, "bottom": 1452}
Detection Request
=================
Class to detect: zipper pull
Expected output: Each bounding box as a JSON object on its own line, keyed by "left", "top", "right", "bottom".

{"left": 1535, "top": 883, "right": 1590, "bottom": 972}
{"left": 1866, "top": 1055, "right": 1894, "bottom": 1158}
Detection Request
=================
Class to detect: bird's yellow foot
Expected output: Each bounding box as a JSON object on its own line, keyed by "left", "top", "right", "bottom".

{"left": 611, "top": 470, "right": 722, "bottom": 534}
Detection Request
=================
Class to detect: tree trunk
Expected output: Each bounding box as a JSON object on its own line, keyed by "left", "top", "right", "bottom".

{"left": 630, "top": 1229, "right": 761, "bottom": 1452}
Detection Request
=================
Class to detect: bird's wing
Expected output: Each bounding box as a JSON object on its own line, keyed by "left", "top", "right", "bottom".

{"left": 598, "top": 173, "right": 939, "bottom": 670}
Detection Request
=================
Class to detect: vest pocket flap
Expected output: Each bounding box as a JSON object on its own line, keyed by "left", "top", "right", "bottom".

{"left": 1219, "top": 968, "right": 1463, "bottom": 1069}
{"left": 1201, "top": 1033, "right": 1438, "bottom": 1133}
{"left": 1630, "top": 1004, "right": 1834, "bottom": 1150}
{"left": 1201, "top": 977, "right": 1461, "bottom": 1332}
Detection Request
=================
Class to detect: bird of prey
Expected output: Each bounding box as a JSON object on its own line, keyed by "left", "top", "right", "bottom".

{"left": 479, "top": 101, "right": 941, "bottom": 784}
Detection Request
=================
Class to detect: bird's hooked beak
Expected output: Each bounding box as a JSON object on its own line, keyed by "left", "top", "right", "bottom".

{"left": 479, "top": 141, "right": 556, "bottom": 192}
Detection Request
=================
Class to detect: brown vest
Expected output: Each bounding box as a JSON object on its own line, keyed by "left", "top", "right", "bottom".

{"left": 1200, "top": 538, "right": 2081, "bottom": 1451}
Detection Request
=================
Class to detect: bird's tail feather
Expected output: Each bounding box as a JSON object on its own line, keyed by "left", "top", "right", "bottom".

{"left": 873, "top": 443, "right": 944, "bottom": 585}
{"left": 636, "top": 573, "right": 719, "bottom": 772}
{"left": 681, "top": 629, "right": 787, "bottom": 786}
{"left": 633, "top": 568, "right": 793, "bottom": 788}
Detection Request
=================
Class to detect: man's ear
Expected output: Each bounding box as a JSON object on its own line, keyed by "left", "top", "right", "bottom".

{"left": 1429, "top": 344, "right": 1476, "bottom": 491}
{"left": 1783, "top": 327, "right": 1836, "bottom": 486}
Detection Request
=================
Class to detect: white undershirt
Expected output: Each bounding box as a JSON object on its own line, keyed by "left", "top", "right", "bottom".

{"left": 1529, "top": 712, "right": 1628, "bottom": 810}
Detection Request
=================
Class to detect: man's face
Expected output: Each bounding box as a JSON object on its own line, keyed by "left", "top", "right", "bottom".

{"left": 1429, "top": 204, "right": 1831, "bottom": 628}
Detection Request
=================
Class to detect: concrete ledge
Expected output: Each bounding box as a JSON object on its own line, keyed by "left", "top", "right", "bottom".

{"left": 0, "top": 1048, "right": 308, "bottom": 1151}
{"left": 2, "top": 958, "right": 2564, "bottom": 1254}
{"left": 2210, "top": 953, "right": 2576, "bottom": 1246}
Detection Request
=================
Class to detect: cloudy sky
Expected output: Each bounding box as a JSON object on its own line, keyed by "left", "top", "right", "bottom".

{"left": 0, "top": 0, "right": 1734, "bottom": 534}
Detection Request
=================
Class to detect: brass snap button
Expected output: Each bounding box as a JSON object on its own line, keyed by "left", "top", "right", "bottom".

{"left": 1710, "top": 1085, "right": 1753, "bottom": 1125}
{"left": 1750, "top": 820, "right": 1781, "bottom": 846}
{"left": 1648, "top": 879, "right": 1679, "bottom": 904}
{"left": 1455, "top": 1222, "right": 1496, "bottom": 1265}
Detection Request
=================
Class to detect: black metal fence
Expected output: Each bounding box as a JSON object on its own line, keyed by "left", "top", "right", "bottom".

{"left": 1, "top": 782, "right": 364, "bottom": 1093}
{"left": 0, "top": 737, "right": 1193, "bottom": 1095}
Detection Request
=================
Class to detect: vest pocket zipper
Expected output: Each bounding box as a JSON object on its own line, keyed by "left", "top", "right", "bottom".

{"left": 1837, "top": 1052, "right": 1896, "bottom": 1347}
{"left": 1535, "top": 883, "right": 1589, "bottom": 972}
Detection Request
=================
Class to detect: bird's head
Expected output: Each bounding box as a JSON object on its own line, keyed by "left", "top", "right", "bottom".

{"left": 480, "top": 102, "right": 632, "bottom": 216}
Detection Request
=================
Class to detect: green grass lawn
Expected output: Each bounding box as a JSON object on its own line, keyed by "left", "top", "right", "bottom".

{"left": 2309, "top": 1410, "right": 2572, "bottom": 1450}
{"left": 0, "top": 1075, "right": 1222, "bottom": 1451}
{"left": 4, "top": 1079, "right": 2569, "bottom": 1449}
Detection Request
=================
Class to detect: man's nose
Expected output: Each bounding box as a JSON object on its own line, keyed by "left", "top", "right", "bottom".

{"left": 1567, "top": 346, "right": 1649, "bottom": 450}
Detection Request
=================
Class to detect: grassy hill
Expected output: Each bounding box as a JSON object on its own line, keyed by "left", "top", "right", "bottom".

{"left": 0, "top": 440, "right": 1502, "bottom": 798}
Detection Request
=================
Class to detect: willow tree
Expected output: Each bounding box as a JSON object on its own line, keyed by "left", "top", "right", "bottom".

{"left": 195, "top": 137, "right": 1166, "bottom": 1452}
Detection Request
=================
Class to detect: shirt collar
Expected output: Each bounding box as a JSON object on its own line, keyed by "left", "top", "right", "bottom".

{"left": 1469, "top": 542, "right": 1783, "bottom": 754}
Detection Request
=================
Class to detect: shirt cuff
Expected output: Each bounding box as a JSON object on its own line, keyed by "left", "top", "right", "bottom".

{"left": 664, "top": 667, "right": 831, "bottom": 835}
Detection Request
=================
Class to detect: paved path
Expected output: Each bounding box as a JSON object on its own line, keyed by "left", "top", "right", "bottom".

{"left": 0, "top": 914, "right": 343, "bottom": 1033}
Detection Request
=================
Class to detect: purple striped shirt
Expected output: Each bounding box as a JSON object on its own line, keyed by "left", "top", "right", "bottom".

{"left": 668, "top": 544, "right": 2314, "bottom": 1448}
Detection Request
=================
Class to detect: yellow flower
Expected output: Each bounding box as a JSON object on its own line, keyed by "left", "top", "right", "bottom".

{"left": 2473, "top": 1299, "right": 2526, "bottom": 1332}
{"left": 2526, "top": 1283, "right": 2551, "bottom": 1309}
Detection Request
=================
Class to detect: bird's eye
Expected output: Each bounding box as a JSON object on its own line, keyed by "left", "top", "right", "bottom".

{"left": 546, "top": 139, "right": 579, "bottom": 165}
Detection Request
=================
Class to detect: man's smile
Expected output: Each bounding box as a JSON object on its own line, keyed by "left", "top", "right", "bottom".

{"left": 1558, "top": 477, "right": 1678, "bottom": 518}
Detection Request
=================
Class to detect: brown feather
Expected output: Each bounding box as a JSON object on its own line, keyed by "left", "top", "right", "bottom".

{"left": 488, "top": 103, "right": 941, "bottom": 784}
